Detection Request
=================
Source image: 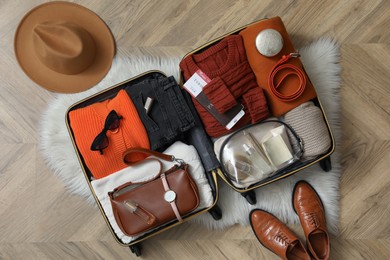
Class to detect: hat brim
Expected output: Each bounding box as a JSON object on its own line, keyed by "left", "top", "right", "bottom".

{"left": 14, "top": 1, "right": 115, "bottom": 93}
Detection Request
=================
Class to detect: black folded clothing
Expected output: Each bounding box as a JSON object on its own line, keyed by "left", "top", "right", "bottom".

{"left": 125, "top": 75, "right": 195, "bottom": 151}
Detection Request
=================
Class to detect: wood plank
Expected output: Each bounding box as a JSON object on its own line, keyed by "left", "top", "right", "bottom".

{"left": 0, "top": 0, "right": 389, "bottom": 258}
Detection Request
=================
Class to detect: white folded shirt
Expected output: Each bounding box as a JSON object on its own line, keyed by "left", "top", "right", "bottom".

{"left": 91, "top": 141, "right": 214, "bottom": 243}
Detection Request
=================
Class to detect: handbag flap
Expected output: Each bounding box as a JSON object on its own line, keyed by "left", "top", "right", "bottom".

{"left": 109, "top": 164, "right": 199, "bottom": 236}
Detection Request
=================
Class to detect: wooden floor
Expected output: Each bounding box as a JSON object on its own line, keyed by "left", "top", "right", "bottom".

{"left": 1, "top": 0, "right": 389, "bottom": 259}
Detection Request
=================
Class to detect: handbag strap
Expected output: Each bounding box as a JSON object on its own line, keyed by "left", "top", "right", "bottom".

{"left": 122, "top": 147, "right": 183, "bottom": 165}
{"left": 109, "top": 158, "right": 163, "bottom": 197}
{"left": 112, "top": 148, "right": 185, "bottom": 196}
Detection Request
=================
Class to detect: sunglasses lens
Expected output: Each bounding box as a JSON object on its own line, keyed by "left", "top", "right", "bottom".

{"left": 108, "top": 118, "right": 121, "bottom": 130}
{"left": 91, "top": 133, "right": 109, "bottom": 151}
{"left": 99, "top": 136, "right": 109, "bottom": 149}
{"left": 91, "top": 110, "right": 122, "bottom": 154}
{"left": 105, "top": 111, "right": 122, "bottom": 131}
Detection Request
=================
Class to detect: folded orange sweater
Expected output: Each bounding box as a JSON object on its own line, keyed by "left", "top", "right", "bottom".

{"left": 239, "top": 16, "right": 317, "bottom": 116}
{"left": 69, "top": 90, "right": 150, "bottom": 179}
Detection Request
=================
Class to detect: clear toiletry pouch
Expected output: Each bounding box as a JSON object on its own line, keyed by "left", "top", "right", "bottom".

{"left": 219, "top": 120, "right": 303, "bottom": 188}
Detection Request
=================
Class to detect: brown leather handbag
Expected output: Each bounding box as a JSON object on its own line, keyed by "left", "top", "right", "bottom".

{"left": 108, "top": 148, "right": 200, "bottom": 237}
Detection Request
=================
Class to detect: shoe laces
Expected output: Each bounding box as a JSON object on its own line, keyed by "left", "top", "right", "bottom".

{"left": 274, "top": 232, "right": 291, "bottom": 245}
{"left": 304, "top": 212, "right": 319, "bottom": 229}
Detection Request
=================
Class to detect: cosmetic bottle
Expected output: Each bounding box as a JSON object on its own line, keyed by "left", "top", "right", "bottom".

{"left": 261, "top": 125, "right": 294, "bottom": 167}
{"left": 224, "top": 156, "right": 254, "bottom": 184}
{"left": 243, "top": 144, "right": 273, "bottom": 179}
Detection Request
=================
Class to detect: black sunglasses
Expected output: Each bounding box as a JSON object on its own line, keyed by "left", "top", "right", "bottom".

{"left": 90, "top": 110, "right": 123, "bottom": 154}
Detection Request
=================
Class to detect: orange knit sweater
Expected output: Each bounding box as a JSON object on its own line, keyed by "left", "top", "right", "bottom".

{"left": 69, "top": 90, "right": 150, "bottom": 179}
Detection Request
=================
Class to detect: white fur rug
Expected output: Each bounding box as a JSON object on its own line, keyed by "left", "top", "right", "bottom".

{"left": 39, "top": 38, "right": 341, "bottom": 235}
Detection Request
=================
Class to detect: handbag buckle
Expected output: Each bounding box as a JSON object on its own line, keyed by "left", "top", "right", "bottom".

{"left": 172, "top": 156, "right": 185, "bottom": 166}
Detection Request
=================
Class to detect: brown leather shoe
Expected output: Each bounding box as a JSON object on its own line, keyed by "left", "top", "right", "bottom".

{"left": 250, "top": 209, "right": 310, "bottom": 260}
{"left": 293, "top": 181, "right": 330, "bottom": 260}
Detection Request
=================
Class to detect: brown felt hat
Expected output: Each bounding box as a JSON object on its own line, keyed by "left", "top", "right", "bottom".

{"left": 14, "top": 1, "right": 115, "bottom": 93}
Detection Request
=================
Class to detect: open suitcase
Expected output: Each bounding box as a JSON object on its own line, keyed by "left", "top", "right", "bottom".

{"left": 66, "top": 71, "right": 222, "bottom": 256}
{"left": 66, "top": 16, "right": 335, "bottom": 256}
{"left": 178, "top": 16, "right": 335, "bottom": 204}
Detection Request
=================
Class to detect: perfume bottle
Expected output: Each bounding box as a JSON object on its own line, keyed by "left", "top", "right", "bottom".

{"left": 224, "top": 156, "right": 253, "bottom": 184}
{"left": 243, "top": 144, "right": 273, "bottom": 179}
{"left": 225, "top": 155, "right": 267, "bottom": 187}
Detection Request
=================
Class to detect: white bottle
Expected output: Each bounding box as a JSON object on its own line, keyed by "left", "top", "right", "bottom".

{"left": 243, "top": 144, "right": 273, "bottom": 180}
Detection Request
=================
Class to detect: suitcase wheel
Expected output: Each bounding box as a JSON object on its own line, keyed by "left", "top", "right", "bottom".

{"left": 320, "top": 156, "right": 332, "bottom": 172}
{"left": 208, "top": 205, "right": 222, "bottom": 220}
{"left": 129, "top": 244, "right": 142, "bottom": 257}
{"left": 242, "top": 190, "right": 257, "bottom": 205}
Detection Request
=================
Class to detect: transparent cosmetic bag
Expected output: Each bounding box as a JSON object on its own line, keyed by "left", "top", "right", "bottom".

{"left": 218, "top": 120, "right": 303, "bottom": 189}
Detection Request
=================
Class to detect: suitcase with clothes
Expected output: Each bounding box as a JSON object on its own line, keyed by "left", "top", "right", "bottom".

{"left": 66, "top": 71, "right": 221, "bottom": 256}
{"left": 179, "top": 16, "right": 335, "bottom": 204}
{"left": 65, "top": 16, "right": 335, "bottom": 256}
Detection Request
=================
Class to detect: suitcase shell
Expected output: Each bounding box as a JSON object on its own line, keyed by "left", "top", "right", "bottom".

{"left": 66, "top": 71, "right": 220, "bottom": 255}
{"left": 179, "top": 19, "right": 335, "bottom": 194}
